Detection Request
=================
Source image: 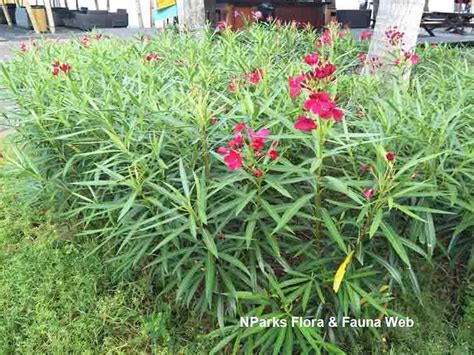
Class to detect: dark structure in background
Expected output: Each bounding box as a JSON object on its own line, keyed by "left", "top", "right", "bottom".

{"left": 216, "top": 0, "right": 333, "bottom": 29}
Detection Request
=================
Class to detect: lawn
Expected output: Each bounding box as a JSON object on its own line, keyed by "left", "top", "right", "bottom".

{"left": 0, "top": 23, "right": 473, "bottom": 353}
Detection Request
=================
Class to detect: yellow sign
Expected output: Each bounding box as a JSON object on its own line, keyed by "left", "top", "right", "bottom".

{"left": 157, "top": 0, "right": 176, "bottom": 10}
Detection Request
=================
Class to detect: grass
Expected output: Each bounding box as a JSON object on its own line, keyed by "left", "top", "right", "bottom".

{"left": 0, "top": 166, "right": 212, "bottom": 353}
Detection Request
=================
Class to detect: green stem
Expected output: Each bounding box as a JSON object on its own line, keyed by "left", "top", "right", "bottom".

{"left": 314, "top": 119, "right": 326, "bottom": 241}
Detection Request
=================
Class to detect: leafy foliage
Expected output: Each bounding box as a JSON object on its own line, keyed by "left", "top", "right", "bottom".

{"left": 1, "top": 24, "right": 473, "bottom": 352}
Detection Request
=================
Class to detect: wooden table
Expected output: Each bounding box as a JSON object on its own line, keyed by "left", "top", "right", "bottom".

{"left": 216, "top": 0, "right": 330, "bottom": 29}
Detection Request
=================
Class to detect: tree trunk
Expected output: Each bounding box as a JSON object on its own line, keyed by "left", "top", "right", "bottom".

{"left": 149, "top": 0, "right": 154, "bottom": 28}
{"left": 176, "top": 0, "right": 206, "bottom": 31}
{"left": 424, "top": 0, "right": 429, "bottom": 12}
{"left": 106, "top": 0, "right": 110, "bottom": 12}
{"left": 135, "top": 0, "right": 144, "bottom": 28}
{"left": 367, "top": 0, "right": 425, "bottom": 64}
{"left": 94, "top": 0, "right": 99, "bottom": 10}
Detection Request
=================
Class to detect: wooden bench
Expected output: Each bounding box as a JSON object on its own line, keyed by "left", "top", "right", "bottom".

{"left": 421, "top": 11, "right": 474, "bottom": 36}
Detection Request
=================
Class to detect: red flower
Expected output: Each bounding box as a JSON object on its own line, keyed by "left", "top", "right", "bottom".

{"left": 269, "top": 149, "right": 279, "bottom": 160}
{"left": 410, "top": 54, "right": 420, "bottom": 65}
{"left": 361, "top": 165, "right": 372, "bottom": 174}
{"left": 294, "top": 115, "right": 317, "bottom": 131}
{"left": 145, "top": 52, "right": 160, "bottom": 62}
{"left": 228, "top": 133, "right": 244, "bottom": 148}
{"left": 320, "top": 29, "right": 333, "bottom": 46}
{"left": 20, "top": 42, "right": 28, "bottom": 52}
{"left": 224, "top": 150, "right": 244, "bottom": 170}
{"left": 313, "top": 63, "right": 336, "bottom": 80}
{"left": 357, "top": 53, "right": 367, "bottom": 63}
{"left": 385, "top": 152, "right": 396, "bottom": 161}
{"left": 288, "top": 74, "right": 305, "bottom": 101}
{"left": 94, "top": 34, "right": 102, "bottom": 40}
{"left": 228, "top": 79, "right": 238, "bottom": 93}
{"left": 233, "top": 122, "right": 246, "bottom": 134}
{"left": 248, "top": 128, "right": 271, "bottom": 151}
{"left": 304, "top": 52, "right": 319, "bottom": 66}
{"left": 59, "top": 63, "right": 71, "bottom": 73}
{"left": 363, "top": 188, "right": 375, "bottom": 199}
{"left": 52, "top": 68, "right": 60, "bottom": 76}
{"left": 253, "top": 169, "right": 264, "bottom": 178}
{"left": 360, "top": 31, "right": 372, "bottom": 41}
{"left": 304, "top": 92, "right": 343, "bottom": 123}
{"left": 245, "top": 69, "right": 264, "bottom": 85}
{"left": 52, "top": 61, "right": 61, "bottom": 68}
{"left": 217, "top": 147, "right": 229, "bottom": 155}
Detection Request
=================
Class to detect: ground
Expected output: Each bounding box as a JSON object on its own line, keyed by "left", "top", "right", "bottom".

{"left": 0, "top": 24, "right": 473, "bottom": 61}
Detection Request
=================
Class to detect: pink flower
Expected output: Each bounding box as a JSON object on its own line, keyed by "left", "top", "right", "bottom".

{"left": 360, "top": 31, "right": 372, "bottom": 41}
{"left": 363, "top": 188, "right": 375, "bottom": 199}
{"left": 228, "top": 79, "right": 238, "bottom": 93}
{"left": 304, "top": 52, "right": 319, "bottom": 66}
{"left": 20, "top": 42, "right": 28, "bottom": 52}
{"left": 357, "top": 53, "right": 367, "bottom": 63}
{"left": 304, "top": 93, "right": 343, "bottom": 123}
{"left": 59, "top": 63, "right": 71, "bottom": 74}
{"left": 245, "top": 69, "right": 264, "bottom": 85}
{"left": 253, "top": 169, "right": 264, "bottom": 178}
{"left": 228, "top": 133, "right": 244, "bottom": 148}
{"left": 234, "top": 122, "right": 247, "bottom": 134}
{"left": 289, "top": 74, "right": 305, "bottom": 101}
{"left": 269, "top": 149, "right": 279, "bottom": 160}
{"left": 410, "top": 54, "right": 420, "bottom": 65}
{"left": 311, "top": 63, "right": 336, "bottom": 80}
{"left": 224, "top": 150, "right": 244, "bottom": 170}
{"left": 248, "top": 128, "right": 271, "bottom": 151}
{"left": 268, "top": 141, "right": 279, "bottom": 160}
{"left": 233, "top": 10, "right": 240, "bottom": 18}
{"left": 94, "top": 34, "right": 102, "bottom": 40}
{"left": 361, "top": 165, "right": 372, "bottom": 174}
{"left": 385, "top": 152, "right": 396, "bottom": 161}
{"left": 253, "top": 11, "right": 263, "bottom": 20}
{"left": 145, "top": 52, "right": 160, "bottom": 62}
{"left": 321, "top": 29, "right": 333, "bottom": 46}
{"left": 294, "top": 115, "right": 317, "bottom": 131}
{"left": 217, "top": 147, "right": 229, "bottom": 155}
{"left": 216, "top": 21, "right": 227, "bottom": 31}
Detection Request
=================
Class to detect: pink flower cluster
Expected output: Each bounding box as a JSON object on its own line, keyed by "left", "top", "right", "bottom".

{"left": 218, "top": 123, "right": 279, "bottom": 174}
{"left": 385, "top": 26, "right": 405, "bottom": 47}
{"left": 80, "top": 34, "right": 102, "bottom": 48}
{"left": 289, "top": 50, "right": 344, "bottom": 131}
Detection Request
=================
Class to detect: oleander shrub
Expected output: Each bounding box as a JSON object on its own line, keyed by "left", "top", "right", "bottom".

{"left": 1, "top": 23, "right": 473, "bottom": 353}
